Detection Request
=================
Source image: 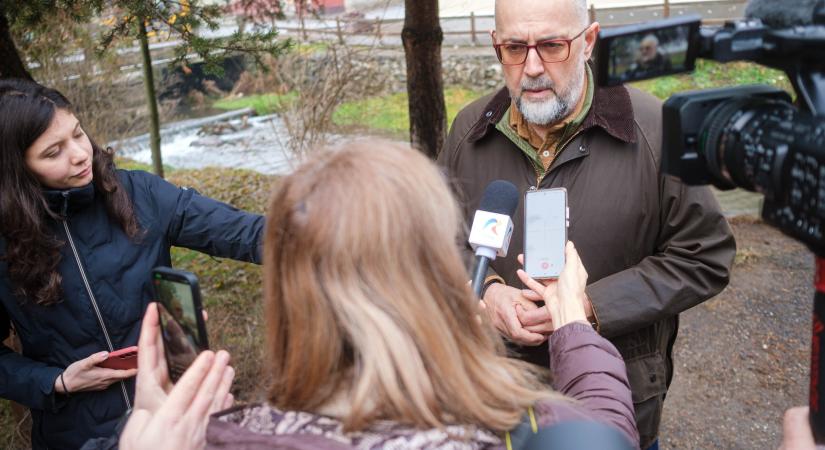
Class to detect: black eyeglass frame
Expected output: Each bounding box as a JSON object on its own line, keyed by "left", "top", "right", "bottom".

{"left": 493, "top": 26, "right": 590, "bottom": 65}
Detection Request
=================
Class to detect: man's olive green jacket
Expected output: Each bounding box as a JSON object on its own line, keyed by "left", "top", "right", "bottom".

{"left": 439, "top": 84, "right": 736, "bottom": 449}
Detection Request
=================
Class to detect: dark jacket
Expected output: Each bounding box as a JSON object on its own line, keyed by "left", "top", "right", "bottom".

{"left": 204, "top": 322, "right": 639, "bottom": 450}
{"left": 438, "top": 85, "right": 736, "bottom": 448}
{"left": 0, "top": 170, "right": 263, "bottom": 449}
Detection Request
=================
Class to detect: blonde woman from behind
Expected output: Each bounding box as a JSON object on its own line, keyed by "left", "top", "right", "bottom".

{"left": 117, "top": 140, "right": 639, "bottom": 450}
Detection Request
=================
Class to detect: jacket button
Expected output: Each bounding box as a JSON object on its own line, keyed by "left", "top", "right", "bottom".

{"left": 485, "top": 111, "right": 493, "bottom": 118}
{"left": 650, "top": 374, "right": 657, "bottom": 383}
{"left": 579, "top": 145, "right": 586, "bottom": 153}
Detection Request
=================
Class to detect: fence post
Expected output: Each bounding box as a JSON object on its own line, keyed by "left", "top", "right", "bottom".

{"left": 470, "top": 11, "right": 478, "bottom": 46}
{"left": 664, "top": 0, "right": 671, "bottom": 18}
{"left": 336, "top": 18, "right": 344, "bottom": 45}
{"left": 375, "top": 18, "right": 382, "bottom": 44}
{"left": 589, "top": 3, "right": 596, "bottom": 23}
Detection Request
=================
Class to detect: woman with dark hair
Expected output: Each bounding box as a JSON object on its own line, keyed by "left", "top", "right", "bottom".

{"left": 0, "top": 78, "right": 263, "bottom": 449}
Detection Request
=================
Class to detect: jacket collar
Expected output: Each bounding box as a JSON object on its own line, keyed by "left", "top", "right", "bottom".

{"left": 467, "top": 83, "right": 637, "bottom": 145}
{"left": 43, "top": 183, "right": 95, "bottom": 217}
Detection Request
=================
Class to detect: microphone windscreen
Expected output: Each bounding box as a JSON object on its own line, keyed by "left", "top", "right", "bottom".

{"left": 745, "top": 0, "right": 818, "bottom": 27}
{"left": 478, "top": 180, "right": 520, "bottom": 217}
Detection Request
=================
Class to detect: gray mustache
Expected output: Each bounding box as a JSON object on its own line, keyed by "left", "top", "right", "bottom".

{"left": 521, "top": 77, "right": 556, "bottom": 93}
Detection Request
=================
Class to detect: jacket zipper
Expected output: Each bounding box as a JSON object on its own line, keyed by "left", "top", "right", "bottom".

{"left": 62, "top": 220, "right": 132, "bottom": 410}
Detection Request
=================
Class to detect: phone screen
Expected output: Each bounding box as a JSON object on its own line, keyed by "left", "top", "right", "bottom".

{"left": 524, "top": 188, "right": 568, "bottom": 279}
{"left": 152, "top": 268, "right": 208, "bottom": 381}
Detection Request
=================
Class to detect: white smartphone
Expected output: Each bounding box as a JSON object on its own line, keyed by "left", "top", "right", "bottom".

{"left": 524, "top": 188, "right": 568, "bottom": 279}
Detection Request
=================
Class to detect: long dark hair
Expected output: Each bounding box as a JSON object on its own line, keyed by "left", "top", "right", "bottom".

{"left": 0, "top": 79, "right": 140, "bottom": 306}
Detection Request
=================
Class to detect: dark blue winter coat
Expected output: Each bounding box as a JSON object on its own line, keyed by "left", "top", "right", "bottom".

{"left": 0, "top": 170, "right": 264, "bottom": 449}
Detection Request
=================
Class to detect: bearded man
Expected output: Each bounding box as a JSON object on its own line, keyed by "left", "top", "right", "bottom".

{"left": 438, "top": 0, "right": 736, "bottom": 448}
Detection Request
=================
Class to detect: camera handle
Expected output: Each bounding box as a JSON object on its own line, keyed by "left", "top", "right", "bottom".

{"left": 810, "top": 257, "right": 825, "bottom": 442}
{"left": 791, "top": 68, "right": 825, "bottom": 116}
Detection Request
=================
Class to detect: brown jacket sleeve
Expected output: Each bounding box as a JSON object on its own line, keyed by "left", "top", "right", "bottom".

{"left": 585, "top": 177, "right": 736, "bottom": 338}
{"left": 540, "top": 322, "right": 640, "bottom": 448}
{"left": 439, "top": 112, "right": 505, "bottom": 288}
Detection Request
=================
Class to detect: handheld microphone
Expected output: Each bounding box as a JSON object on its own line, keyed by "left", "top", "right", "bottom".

{"left": 468, "top": 180, "right": 520, "bottom": 299}
{"left": 745, "top": 0, "right": 819, "bottom": 27}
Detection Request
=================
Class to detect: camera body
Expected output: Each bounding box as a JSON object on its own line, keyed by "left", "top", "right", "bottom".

{"left": 661, "top": 85, "right": 791, "bottom": 189}
{"left": 595, "top": 9, "right": 825, "bottom": 253}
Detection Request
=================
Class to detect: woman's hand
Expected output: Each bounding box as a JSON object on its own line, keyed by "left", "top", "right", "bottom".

{"left": 517, "top": 241, "right": 590, "bottom": 330}
{"left": 119, "top": 303, "right": 234, "bottom": 450}
{"left": 54, "top": 352, "right": 137, "bottom": 394}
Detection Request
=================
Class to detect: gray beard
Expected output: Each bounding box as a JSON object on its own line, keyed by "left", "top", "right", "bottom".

{"left": 513, "top": 65, "right": 585, "bottom": 126}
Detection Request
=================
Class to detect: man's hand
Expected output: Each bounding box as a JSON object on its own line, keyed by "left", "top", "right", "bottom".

{"left": 510, "top": 254, "right": 557, "bottom": 335}
{"left": 480, "top": 282, "right": 547, "bottom": 346}
{"left": 517, "top": 243, "right": 591, "bottom": 331}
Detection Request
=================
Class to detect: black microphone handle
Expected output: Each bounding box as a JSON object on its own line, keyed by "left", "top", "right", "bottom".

{"left": 471, "top": 255, "right": 491, "bottom": 299}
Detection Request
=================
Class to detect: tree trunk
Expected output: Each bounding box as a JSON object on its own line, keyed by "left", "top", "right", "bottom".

{"left": 138, "top": 19, "right": 164, "bottom": 178}
{"left": 0, "top": 6, "right": 34, "bottom": 80}
{"left": 402, "top": 0, "right": 445, "bottom": 160}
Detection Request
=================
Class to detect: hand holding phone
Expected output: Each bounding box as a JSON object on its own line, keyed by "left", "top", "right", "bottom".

{"left": 96, "top": 346, "right": 139, "bottom": 370}
{"left": 152, "top": 267, "right": 209, "bottom": 382}
{"left": 56, "top": 350, "right": 136, "bottom": 394}
{"left": 524, "top": 188, "right": 568, "bottom": 279}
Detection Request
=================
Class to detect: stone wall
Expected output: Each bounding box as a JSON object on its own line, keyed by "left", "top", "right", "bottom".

{"left": 378, "top": 52, "right": 503, "bottom": 92}
{"left": 274, "top": 50, "right": 503, "bottom": 97}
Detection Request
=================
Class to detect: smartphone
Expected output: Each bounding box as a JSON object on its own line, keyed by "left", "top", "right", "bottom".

{"left": 524, "top": 188, "right": 568, "bottom": 279}
{"left": 151, "top": 267, "right": 209, "bottom": 382}
{"left": 97, "top": 346, "right": 138, "bottom": 370}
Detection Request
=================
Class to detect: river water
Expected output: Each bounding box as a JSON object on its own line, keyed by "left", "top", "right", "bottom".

{"left": 114, "top": 110, "right": 298, "bottom": 175}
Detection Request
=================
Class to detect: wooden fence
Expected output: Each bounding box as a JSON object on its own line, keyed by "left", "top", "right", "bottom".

{"left": 46, "top": 0, "right": 750, "bottom": 80}
{"left": 274, "top": 0, "right": 749, "bottom": 45}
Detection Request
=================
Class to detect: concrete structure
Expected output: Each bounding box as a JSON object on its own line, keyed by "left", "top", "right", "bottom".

{"left": 438, "top": 0, "right": 735, "bottom": 17}
{"left": 317, "top": 0, "right": 346, "bottom": 14}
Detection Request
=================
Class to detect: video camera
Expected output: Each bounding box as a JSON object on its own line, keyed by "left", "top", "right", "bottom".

{"left": 595, "top": 0, "right": 825, "bottom": 441}
{"left": 594, "top": 2, "right": 825, "bottom": 255}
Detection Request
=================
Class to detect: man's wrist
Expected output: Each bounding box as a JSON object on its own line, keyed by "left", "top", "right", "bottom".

{"left": 481, "top": 275, "right": 505, "bottom": 300}
{"left": 583, "top": 293, "right": 600, "bottom": 331}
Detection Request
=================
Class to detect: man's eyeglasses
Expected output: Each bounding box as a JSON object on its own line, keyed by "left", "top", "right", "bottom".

{"left": 493, "top": 27, "right": 589, "bottom": 65}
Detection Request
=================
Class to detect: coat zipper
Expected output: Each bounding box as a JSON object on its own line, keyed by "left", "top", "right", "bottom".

{"left": 62, "top": 220, "right": 132, "bottom": 410}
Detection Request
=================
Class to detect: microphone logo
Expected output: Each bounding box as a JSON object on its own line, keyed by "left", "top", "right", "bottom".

{"left": 483, "top": 218, "right": 501, "bottom": 237}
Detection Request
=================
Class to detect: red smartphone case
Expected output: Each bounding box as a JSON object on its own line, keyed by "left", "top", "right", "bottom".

{"left": 97, "top": 346, "right": 138, "bottom": 370}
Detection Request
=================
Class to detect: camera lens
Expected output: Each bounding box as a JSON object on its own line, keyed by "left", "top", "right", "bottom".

{"left": 699, "top": 96, "right": 795, "bottom": 193}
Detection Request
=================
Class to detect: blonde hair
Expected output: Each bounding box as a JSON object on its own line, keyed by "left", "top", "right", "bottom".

{"left": 263, "top": 140, "right": 560, "bottom": 432}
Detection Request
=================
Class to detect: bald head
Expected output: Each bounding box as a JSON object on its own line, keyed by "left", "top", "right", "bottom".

{"left": 495, "top": 0, "right": 589, "bottom": 31}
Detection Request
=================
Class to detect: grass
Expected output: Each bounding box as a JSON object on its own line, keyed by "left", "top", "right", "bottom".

{"left": 332, "top": 88, "right": 485, "bottom": 138}
{"left": 164, "top": 167, "right": 275, "bottom": 402}
{"left": 631, "top": 59, "right": 792, "bottom": 99}
{"left": 213, "top": 92, "right": 297, "bottom": 116}
{"left": 210, "top": 60, "right": 792, "bottom": 139}
{"left": 212, "top": 87, "right": 485, "bottom": 139}
{"left": 0, "top": 400, "right": 22, "bottom": 449}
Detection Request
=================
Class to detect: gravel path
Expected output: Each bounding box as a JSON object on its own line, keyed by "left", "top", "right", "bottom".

{"left": 661, "top": 216, "right": 813, "bottom": 448}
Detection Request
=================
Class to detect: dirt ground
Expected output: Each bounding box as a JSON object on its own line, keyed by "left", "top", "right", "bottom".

{"left": 660, "top": 216, "right": 814, "bottom": 449}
